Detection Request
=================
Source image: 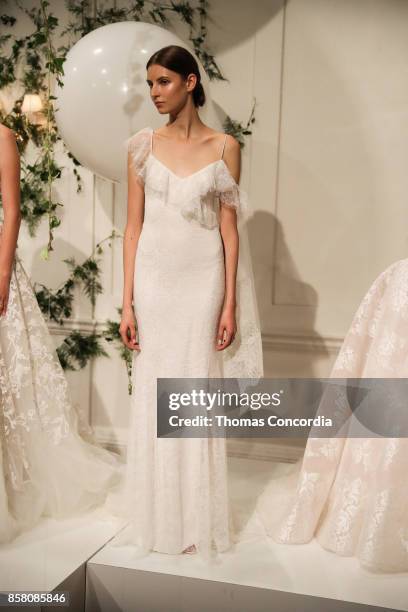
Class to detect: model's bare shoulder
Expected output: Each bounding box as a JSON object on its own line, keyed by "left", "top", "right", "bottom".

{"left": 0, "top": 124, "right": 16, "bottom": 143}
{"left": 0, "top": 125, "right": 19, "bottom": 169}
{"left": 223, "top": 133, "right": 240, "bottom": 152}
{"left": 221, "top": 133, "right": 241, "bottom": 182}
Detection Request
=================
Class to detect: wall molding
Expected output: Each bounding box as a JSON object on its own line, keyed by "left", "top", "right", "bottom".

{"left": 51, "top": 321, "right": 337, "bottom": 466}
{"left": 92, "top": 426, "right": 303, "bottom": 464}
{"left": 262, "top": 332, "right": 343, "bottom": 354}
{"left": 48, "top": 318, "right": 344, "bottom": 354}
{"left": 227, "top": 439, "right": 303, "bottom": 463}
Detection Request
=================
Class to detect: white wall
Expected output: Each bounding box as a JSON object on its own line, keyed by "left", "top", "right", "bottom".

{"left": 2, "top": 0, "right": 408, "bottom": 459}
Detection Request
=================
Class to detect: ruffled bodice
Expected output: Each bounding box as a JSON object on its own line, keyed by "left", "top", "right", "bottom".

{"left": 126, "top": 127, "right": 249, "bottom": 230}
{"left": 126, "top": 125, "right": 263, "bottom": 381}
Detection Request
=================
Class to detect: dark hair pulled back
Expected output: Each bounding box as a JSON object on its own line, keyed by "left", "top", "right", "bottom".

{"left": 146, "top": 45, "right": 206, "bottom": 108}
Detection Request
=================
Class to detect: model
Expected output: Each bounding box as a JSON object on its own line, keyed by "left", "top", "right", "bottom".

{"left": 0, "top": 123, "right": 121, "bottom": 544}
{"left": 118, "top": 45, "right": 263, "bottom": 560}
{"left": 256, "top": 259, "right": 408, "bottom": 573}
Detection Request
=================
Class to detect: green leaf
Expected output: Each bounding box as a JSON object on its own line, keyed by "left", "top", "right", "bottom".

{"left": 40, "top": 246, "right": 49, "bottom": 260}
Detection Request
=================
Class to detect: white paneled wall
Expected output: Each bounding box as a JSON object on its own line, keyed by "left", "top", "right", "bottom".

{"left": 4, "top": 0, "right": 408, "bottom": 456}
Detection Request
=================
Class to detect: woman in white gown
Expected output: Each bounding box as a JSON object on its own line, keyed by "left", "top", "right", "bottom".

{"left": 0, "top": 123, "right": 121, "bottom": 544}
{"left": 256, "top": 259, "right": 408, "bottom": 573}
{"left": 118, "top": 45, "right": 263, "bottom": 560}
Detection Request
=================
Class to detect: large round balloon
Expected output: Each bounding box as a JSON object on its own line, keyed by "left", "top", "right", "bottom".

{"left": 54, "top": 21, "right": 218, "bottom": 183}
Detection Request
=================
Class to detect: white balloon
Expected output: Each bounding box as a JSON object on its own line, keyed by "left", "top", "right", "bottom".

{"left": 54, "top": 21, "right": 218, "bottom": 183}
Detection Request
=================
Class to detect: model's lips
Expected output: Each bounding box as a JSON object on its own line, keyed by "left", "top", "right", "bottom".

{"left": 155, "top": 101, "right": 165, "bottom": 106}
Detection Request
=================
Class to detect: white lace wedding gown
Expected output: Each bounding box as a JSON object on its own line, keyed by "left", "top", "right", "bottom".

{"left": 0, "top": 225, "right": 121, "bottom": 544}
{"left": 115, "top": 127, "right": 263, "bottom": 561}
{"left": 256, "top": 259, "right": 408, "bottom": 573}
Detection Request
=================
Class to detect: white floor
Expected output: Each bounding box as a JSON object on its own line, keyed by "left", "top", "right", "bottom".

{"left": 0, "top": 507, "right": 126, "bottom": 592}
{"left": 87, "top": 458, "right": 408, "bottom": 612}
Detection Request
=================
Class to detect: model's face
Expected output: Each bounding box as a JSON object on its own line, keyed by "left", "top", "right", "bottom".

{"left": 146, "top": 64, "right": 196, "bottom": 113}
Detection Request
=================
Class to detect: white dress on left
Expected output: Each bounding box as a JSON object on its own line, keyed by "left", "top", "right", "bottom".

{"left": 0, "top": 225, "right": 121, "bottom": 543}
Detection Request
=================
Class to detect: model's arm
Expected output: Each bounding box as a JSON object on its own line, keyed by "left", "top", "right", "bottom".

{"left": 216, "top": 135, "right": 240, "bottom": 351}
{"left": 0, "top": 126, "right": 21, "bottom": 316}
{"left": 119, "top": 152, "right": 144, "bottom": 351}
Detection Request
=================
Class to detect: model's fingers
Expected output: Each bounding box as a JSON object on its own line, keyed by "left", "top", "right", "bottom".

{"left": 129, "top": 323, "right": 138, "bottom": 345}
{"left": 119, "top": 327, "right": 127, "bottom": 344}
{"left": 127, "top": 324, "right": 141, "bottom": 351}
{"left": 120, "top": 326, "right": 131, "bottom": 346}
{"left": 217, "top": 327, "right": 237, "bottom": 351}
{"left": 216, "top": 325, "right": 225, "bottom": 346}
{"left": 222, "top": 329, "right": 234, "bottom": 349}
{"left": 123, "top": 332, "right": 140, "bottom": 351}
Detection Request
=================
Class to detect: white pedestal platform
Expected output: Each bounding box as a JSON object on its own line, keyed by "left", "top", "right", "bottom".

{"left": 85, "top": 528, "right": 408, "bottom": 612}
{"left": 0, "top": 508, "right": 126, "bottom": 611}
{"left": 85, "top": 458, "right": 408, "bottom": 612}
{"left": 0, "top": 459, "right": 407, "bottom": 612}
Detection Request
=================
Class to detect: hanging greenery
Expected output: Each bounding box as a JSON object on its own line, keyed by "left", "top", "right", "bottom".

{"left": 103, "top": 308, "right": 133, "bottom": 395}
{"left": 34, "top": 232, "right": 116, "bottom": 323}
{"left": 34, "top": 237, "right": 133, "bottom": 392}
{"left": 60, "top": 0, "right": 224, "bottom": 79}
{"left": 224, "top": 100, "right": 256, "bottom": 147}
{"left": 0, "top": 1, "right": 66, "bottom": 251}
{"left": 34, "top": 254, "right": 103, "bottom": 324}
{"left": 34, "top": 231, "right": 121, "bottom": 373}
{"left": 57, "top": 329, "right": 108, "bottom": 371}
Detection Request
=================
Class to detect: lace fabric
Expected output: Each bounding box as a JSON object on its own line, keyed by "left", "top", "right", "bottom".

{"left": 255, "top": 259, "right": 408, "bottom": 573}
{"left": 0, "top": 238, "right": 122, "bottom": 543}
{"left": 1, "top": 254, "right": 71, "bottom": 490}
{"left": 112, "top": 126, "right": 264, "bottom": 562}
{"left": 126, "top": 127, "right": 250, "bottom": 228}
{"left": 126, "top": 126, "right": 263, "bottom": 382}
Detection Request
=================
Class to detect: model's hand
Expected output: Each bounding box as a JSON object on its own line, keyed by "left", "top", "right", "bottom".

{"left": 0, "top": 273, "right": 10, "bottom": 317}
{"left": 120, "top": 305, "right": 140, "bottom": 351}
{"left": 215, "top": 305, "right": 237, "bottom": 351}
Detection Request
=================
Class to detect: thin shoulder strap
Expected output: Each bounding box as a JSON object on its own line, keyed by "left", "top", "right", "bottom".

{"left": 220, "top": 133, "right": 227, "bottom": 160}
{"left": 150, "top": 128, "right": 154, "bottom": 154}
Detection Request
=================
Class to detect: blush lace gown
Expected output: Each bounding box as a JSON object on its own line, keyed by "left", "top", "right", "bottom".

{"left": 115, "top": 126, "right": 263, "bottom": 561}
{"left": 0, "top": 224, "right": 121, "bottom": 544}
{"left": 256, "top": 259, "right": 408, "bottom": 573}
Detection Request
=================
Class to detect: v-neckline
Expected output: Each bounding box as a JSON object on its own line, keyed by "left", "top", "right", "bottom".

{"left": 148, "top": 126, "right": 226, "bottom": 181}
{"left": 148, "top": 153, "right": 224, "bottom": 181}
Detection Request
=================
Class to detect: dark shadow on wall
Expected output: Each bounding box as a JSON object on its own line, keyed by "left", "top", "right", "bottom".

{"left": 246, "top": 209, "right": 330, "bottom": 379}
{"left": 230, "top": 209, "right": 332, "bottom": 524}
{"left": 207, "top": 0, "right": 284, "bottom": 51}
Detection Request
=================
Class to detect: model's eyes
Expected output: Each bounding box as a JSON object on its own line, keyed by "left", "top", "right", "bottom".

{"left": 147, "top": 79, "right": 169, "bottom": 88}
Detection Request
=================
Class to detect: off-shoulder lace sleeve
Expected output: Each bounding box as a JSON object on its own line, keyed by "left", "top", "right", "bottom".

{"left": 215, "top": 161, "right": 250, "bottom": 221}
{"left": 125, "top": 127, "right": 152, "bottom": 185}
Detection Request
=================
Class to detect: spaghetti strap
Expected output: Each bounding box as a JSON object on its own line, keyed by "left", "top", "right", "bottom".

{"left": 151, "top": 128, "right": 154, "bottom": 154}
{"left": 220, "top": 133, "right": 227, "bottom": 160}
